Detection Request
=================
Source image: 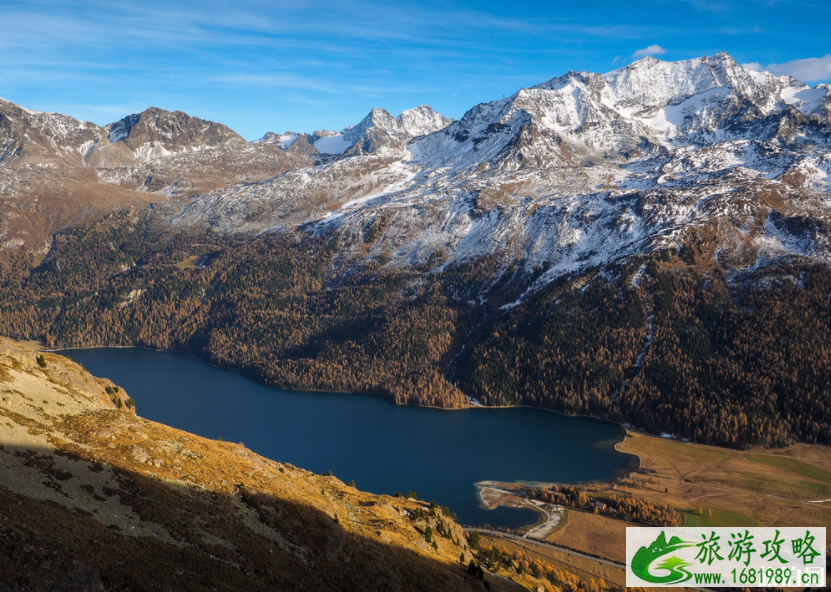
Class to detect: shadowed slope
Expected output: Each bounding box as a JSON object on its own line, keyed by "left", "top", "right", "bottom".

{"left": 0, "top": 338, "right": 501, "bottom": 591}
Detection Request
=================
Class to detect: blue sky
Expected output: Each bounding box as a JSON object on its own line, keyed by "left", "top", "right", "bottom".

{"left": 1, "top": 0, "right": 829, "bottom": 140}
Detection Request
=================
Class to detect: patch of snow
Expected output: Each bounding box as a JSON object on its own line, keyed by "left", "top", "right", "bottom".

{"left": 780, "top": 86, "right": 828, "bottom": 115}
{"left": 79, "top": 140, "right": 96, "bottom": 158}
{"left": 108, "top": 129, "right": 128, "bottom": 143}
{"left": 314, "top": 134, "right": 352, "bottom": 155}
{"left": 280, "top": 133, "right": 298, "bottom": 148}
{"left": 630, "top": 263, "right": 646, "bottom": 288}
{"left": 320, "top": 161, "right": 419, "bottom": 221}
{"left": 744, "top": 68, "right": 766, "bottom": 83}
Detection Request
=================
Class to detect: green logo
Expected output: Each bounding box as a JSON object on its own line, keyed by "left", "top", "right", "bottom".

{"left": 631, "top": 531, "right": 696, "bottom": 584}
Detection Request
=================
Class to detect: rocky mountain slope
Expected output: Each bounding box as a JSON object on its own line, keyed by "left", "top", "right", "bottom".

{"left": 0, "top": 338, "right": 527, "bottom": 591}
{"left": 160, "top": 53, "right": 830, "bottom": 290}
{"left": 306, "top": 105, "right": 452, "bottom": 156}
{"left": 6, "top": 52, "right": 828, "bottom": 284}
{"left": 0, "top": 97, "right": 457, "bottom": 253}
{"left": 0, "top": 101, "right": 313, "bottom": 251}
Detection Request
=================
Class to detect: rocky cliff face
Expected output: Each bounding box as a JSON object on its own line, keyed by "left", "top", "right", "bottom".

{"left": 340, "top": 106, "right": 453, "bottom": 156}
{"left": 105, "top": 107, "right": 248, "bottom": 156}
{"left": 0, "top": 338, "right": 494, "bottom": 591}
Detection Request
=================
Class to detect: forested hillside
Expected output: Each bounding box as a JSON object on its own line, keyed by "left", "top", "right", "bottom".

{"left": 1, "top": 211, "right": 830, "bottom": 448}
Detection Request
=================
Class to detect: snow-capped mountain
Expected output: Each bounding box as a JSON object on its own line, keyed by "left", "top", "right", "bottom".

{"left": 254, "top": 131, "right": 300, "bottom": 149}
{"left": 158, "top": 53, "right": 830, "bottom": 289}
{"left": 2, "top": 52, "right": 830, "bottom": 283}
{"left": 312, "top": 106, "right": 452, "bottom": 155}
{"left": 399, "top": 105, "right": 453, "bottom": 138}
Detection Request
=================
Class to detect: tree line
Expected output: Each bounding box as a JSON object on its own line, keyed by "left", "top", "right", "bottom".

{"left": 526, "top": 485, "right": 682, "bottom": 527}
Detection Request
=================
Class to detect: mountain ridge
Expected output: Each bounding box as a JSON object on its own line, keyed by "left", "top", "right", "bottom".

{"left": 146, "top": 52, "right": 829, "bottom": 292}
{"left": 5, "top": 51, "right": 827, "bottom": 279}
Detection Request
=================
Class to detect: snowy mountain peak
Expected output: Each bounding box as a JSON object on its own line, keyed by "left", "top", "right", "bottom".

{"left": 599, "top": 52, "right": 831, "bottom": 122}
{"left": 4, "top": 52, "right": 831, "bottom": 281}
{"left": 602, "top": 53, "right": 749, "bottom": 113}
{"left": 343, "top": 108, "right": 399, "bottom": 143}
{"left": 531, "top": 70, "right": 598, "bottom": 93}
{"left": 259, "top": 51, "right": 831, "bottom": 276}
{"left": 406, "top": 52, "right": 831, "bottom": 175}
{"left": 397, "top": 105, "right": 453, "bottom": 138}
{"left": 252, "top": 131, "right": 301, "bottom": 149}
{"left": 253, "top": 131, "right": 278, "bottom": 144}
{"left": 313, "top": 105, "right": 451, "bottom": 156}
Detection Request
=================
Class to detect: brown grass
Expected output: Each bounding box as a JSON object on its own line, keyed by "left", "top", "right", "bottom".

{"left": 545, "top": 510, "right": 629, "bottom": 563}
{"left": 174, "top": 254, "right": 202, "bottom": 269}
{"left": 613, "top": 432, "right": 831, "bottom": 546}
{"left": 479, "top": 431, "right": 831, "bottom": 592}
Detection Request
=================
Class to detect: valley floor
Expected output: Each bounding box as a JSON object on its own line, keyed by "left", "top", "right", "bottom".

{"left": 473, "top": 430, "right": 831, "bottom": 588}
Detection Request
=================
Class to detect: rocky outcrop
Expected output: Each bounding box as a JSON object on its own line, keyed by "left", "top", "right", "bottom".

{"left": 0, "top": 103, "right": 313, "bottom": 250}
{"left": 105, "top": 107, "right": 248, "bottom": 157}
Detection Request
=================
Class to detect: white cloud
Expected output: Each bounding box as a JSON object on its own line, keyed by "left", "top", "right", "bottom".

{"left": 632, "top": 45, "right": 667, "bottom": 59}
{"left": 743, "top": 55, "right": 831, "bottom": 83}
{"left": 768, "top": 55, "right": 831, "bottom": 83}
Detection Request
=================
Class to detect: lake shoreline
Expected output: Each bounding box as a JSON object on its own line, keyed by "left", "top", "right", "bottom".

{"left": 57, "top": 343, "right": 641, "bottom": 485}
{"left": 58, "top": 345, "right": 636, "bottom": 529}
{"left": 53, "top": 343, "right": 635, "bottom": 433}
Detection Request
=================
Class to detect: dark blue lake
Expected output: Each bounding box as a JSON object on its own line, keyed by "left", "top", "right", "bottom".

{"left": 62, "top": 347, "right": 634, "bottom": 528}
